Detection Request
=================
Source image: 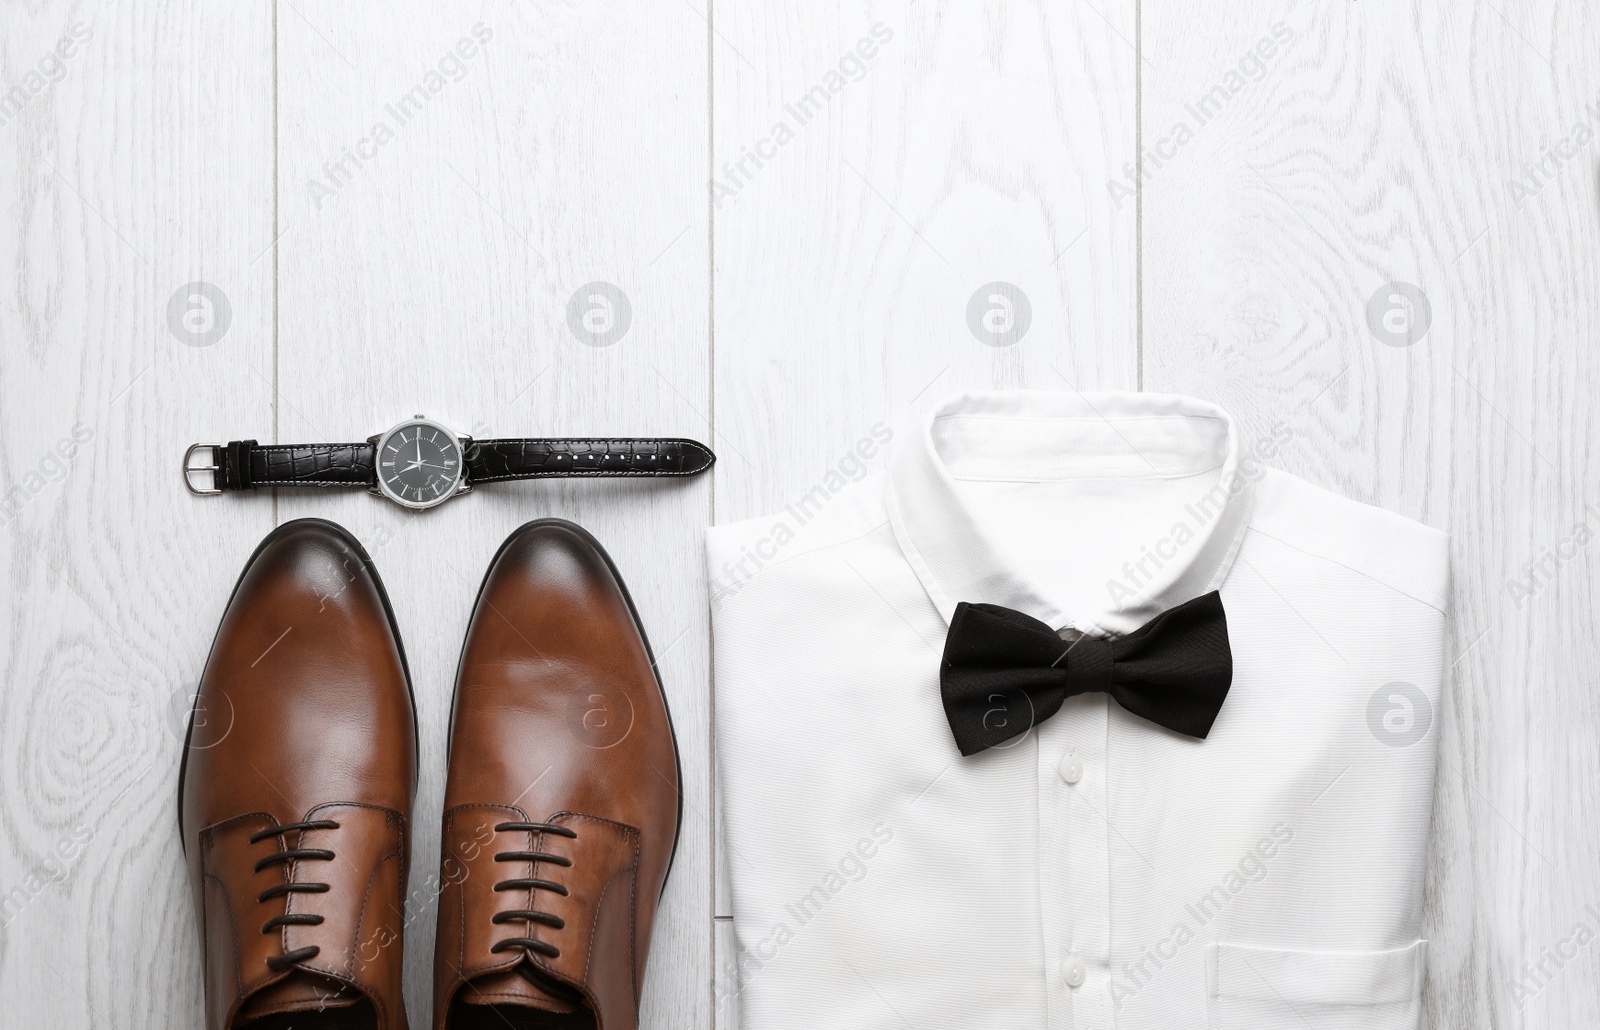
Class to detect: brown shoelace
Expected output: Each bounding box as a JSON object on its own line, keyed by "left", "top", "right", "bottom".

{"left": 489, "top": 821, "right": 578, "bottom": 959}
{"left": 250, "top": 819, "right": 340, "bottom": 970}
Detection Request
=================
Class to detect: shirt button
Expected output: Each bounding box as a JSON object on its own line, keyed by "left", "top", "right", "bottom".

{"left": 1058, "top": 752, "right": 1084, "bottom": 785}
{"left": 1061, "top": 954, "right": 1086, "bottom": 988}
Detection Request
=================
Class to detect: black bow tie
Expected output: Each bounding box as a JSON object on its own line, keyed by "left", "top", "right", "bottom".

{"left": 939, "top": 591, "right": 1233, "bottom": 756}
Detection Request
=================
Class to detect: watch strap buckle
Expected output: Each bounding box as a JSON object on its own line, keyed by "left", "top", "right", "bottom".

{"left": 183, "top": 443, "right": 223, "bottom": 496}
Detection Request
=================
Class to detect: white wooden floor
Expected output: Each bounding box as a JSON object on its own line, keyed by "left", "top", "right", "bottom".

{"left": 1, "top": 2, "right": 1596, "bottom": 1027}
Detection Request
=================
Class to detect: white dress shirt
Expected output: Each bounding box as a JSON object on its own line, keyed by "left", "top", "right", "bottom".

{"left": 708, "top": 391, "right": 1447, "bottom": 1030}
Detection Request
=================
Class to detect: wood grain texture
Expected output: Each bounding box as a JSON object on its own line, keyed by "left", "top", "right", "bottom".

{"left": 1140, "top": 2, "right": 1600, "bottom": 1026}
{"left": 711, "top": 0, "right": 1138, "bottom": 527}
{"left": 1, "top": 1, "right": 1595, "bottom": 1027}
{"left": 0, "top": 2, "right": 276, "bottom": 1026}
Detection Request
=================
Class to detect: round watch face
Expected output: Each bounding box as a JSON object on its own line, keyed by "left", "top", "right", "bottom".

{"left": 374, "top": 418, "right": 465, "bottom": 509}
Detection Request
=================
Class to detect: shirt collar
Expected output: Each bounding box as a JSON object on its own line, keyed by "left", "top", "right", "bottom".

{"left": 887, "top": 390, "right": 1255, "bottom": 635}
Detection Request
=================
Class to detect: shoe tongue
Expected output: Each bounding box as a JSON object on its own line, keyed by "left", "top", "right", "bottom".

{"left": 463, "top": 961, "right": 581, "bottom": 1014}
{"left": 238, "top": 969, "right": 361, "bottom": 1022}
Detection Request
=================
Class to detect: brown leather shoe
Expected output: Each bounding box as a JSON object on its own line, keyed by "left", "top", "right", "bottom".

{"left": 181, "top": 519, "right": 418, "bottom": 1030}
{"left": 433, "top": 520, "right": 681, "bottom": 1030}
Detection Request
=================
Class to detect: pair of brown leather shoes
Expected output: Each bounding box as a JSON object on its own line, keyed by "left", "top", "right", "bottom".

{"left": 180, "top": 518, "right": 681, "bottom": 1030}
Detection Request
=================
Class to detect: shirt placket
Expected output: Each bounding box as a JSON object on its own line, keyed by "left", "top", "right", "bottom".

{"left": 1037, "top": 692, "right": 1113, "bottom": 1029}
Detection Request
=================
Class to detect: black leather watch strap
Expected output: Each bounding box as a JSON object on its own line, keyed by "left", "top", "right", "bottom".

{"left": 217, "top": 440, "right": 376, "bottom": 492}
{"left": 465, "top": 438, "right": 714, "bottom": 482}
{"left": 207, "top": 435, "right": 713, "bottom": 495}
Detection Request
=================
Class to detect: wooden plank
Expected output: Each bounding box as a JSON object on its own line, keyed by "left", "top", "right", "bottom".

{"left": 713, "top": 916, "right": 740, "bottom": 1027}
{"left": 0, "top": 3, "right": 276, "bottom": 1025}
{"left": 709, "top": 0, "right": 1139, "bottom": 1012}
{"left": 712, "top": 1, "right": 1139, "bottom": 527}
{"left": 274, "top": 2, "right": 711, "bottom": 1025}
{"left": 1139, "top": 3, "right": 1600, "bottom": 1026}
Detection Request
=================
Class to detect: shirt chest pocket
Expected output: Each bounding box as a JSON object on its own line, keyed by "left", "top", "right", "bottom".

{"left": 1207, "top": 941, "right": 1427, "bottom": 1029}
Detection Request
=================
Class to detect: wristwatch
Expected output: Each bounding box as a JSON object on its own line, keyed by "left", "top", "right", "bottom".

{"left": 183, "top": 415, "right": 715, "bottom": 511}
